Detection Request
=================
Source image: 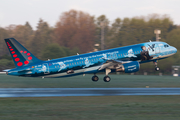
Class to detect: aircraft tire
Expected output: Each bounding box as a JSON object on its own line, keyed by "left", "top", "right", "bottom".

{"left": 155, "top": 67, "right": 160, "bottom": 71}
{"left": 92, "top": 76, "right": 99, "bottom": 82}
{"left": 103, "top": 76, "right": 111, "bottom": 82}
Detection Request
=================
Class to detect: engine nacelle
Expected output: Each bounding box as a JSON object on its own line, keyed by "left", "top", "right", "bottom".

{"left": 116, "top": 61, "right": 140, "bottom": 73}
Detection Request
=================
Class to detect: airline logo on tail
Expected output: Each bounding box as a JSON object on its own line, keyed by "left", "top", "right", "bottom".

{"left": 5, "top": 38, "right": 41, "bottom": 67}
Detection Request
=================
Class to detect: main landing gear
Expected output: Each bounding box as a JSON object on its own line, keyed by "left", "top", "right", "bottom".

{"left": 153, "top": 60, "right": 160, "bottom": 71}
{"left": 92, "top": 75, "right": 111, "bottom": 82}
{"left": 103, "top": 76, "right": 111, "bottom": 82}
{"left": 103, "top": 68, "right": 111, "bottom": 82}
{"left": 92, "top": 68, "right": 112, "bottom": 82}
{"left": 92, "top": 75, "right": 99, "bottom": 82}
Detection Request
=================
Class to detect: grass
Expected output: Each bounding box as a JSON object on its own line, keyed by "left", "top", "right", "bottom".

{"left": 0, "top": 96, "right": 180, "bottom": 120}
{"left": 0, "top": 74, "right": 180, "bottom": 88}
{"left": 0, "top": 74, "right": 180, "bottom": 119}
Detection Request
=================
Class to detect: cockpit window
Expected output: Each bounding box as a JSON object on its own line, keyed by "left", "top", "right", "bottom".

{"left": 164, "top": 44, "right": 169, "bottom": 48}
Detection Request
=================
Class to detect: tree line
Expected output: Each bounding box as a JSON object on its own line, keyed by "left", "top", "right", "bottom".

{"left": 0, "top": 9, "right": 180, "bottom": 75}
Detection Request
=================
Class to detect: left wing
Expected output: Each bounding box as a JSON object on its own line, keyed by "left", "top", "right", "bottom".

{"left": 98, "top": 60, "right": 140, "bottom": 75}
{"left": 98, "top": 60, "right": 130, "bottom": 71}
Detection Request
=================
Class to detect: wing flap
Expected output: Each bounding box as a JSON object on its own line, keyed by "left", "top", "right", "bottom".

{"left": 98, "top": 60, "right": 130, "bottom": 71}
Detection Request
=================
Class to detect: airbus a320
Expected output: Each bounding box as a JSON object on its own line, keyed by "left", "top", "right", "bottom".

{"left": 4, "top": 38, "right": 177, "bottom": 82}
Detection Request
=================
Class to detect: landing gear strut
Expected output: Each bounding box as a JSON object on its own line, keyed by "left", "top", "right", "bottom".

{"left": 91, "top": 68, "right": 112, "bottom": 82}
{"left": 103, "top": 68, "right": 111, "bottom": 82}
{"left": 92, "top": 74, "right": 99, "bottom": 82}
{"left": 153, "top": 60, "right": 160, "bottom": 71}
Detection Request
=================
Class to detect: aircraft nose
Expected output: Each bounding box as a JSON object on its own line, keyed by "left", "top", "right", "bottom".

{"left": 171, "top": 46, "right": 177, "bottom": 53}
{"left": 174, "top": 47, "right": 177, "bottom": 53}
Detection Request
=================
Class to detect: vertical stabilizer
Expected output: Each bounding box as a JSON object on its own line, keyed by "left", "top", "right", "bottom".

{"left": 4, "top": 38, "right": 42, "bottom": 67}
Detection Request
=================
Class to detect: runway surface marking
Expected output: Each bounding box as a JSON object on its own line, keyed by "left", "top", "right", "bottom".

{"left": 0, "top": 88, "right": 180, "bottom": 97}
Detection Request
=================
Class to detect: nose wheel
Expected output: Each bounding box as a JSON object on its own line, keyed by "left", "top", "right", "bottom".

{"left": 155, "top": 67, "right": 160, "bottom": 71}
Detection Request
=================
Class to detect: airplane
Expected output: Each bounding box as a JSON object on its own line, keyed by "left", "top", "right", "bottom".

{"left": 4, "top": 38, "right": 177, "bottom": 82}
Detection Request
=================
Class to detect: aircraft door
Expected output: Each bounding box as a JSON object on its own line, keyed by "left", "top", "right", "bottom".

{"left": 147, "top": 43, "right": 160, "bottom": 55}
{"left": 42, "top": 63, "right": 49, "bottom": 74}
{"left": 155, "top": 44, "right": 160, "bottom": 54}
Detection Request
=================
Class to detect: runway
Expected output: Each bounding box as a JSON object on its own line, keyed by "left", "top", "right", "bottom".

{"left": 0, "top": 88, "right": 180, "bottom": 97}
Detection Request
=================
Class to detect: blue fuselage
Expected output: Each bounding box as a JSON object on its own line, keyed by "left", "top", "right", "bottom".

{"left": 7, "top": 41, "right": 177, "bottom": 77}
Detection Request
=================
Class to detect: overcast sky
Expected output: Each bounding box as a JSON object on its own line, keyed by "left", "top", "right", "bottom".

{"left": 0, "top": 0, "right": 179, "bottom": 30}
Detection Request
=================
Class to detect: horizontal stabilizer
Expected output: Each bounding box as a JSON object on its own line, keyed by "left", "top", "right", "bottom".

{"left": 3, "top": 69, "right": 11, "bottom": 72}
{"left": 18, "top": 69, "right": 32, "bottom": 73}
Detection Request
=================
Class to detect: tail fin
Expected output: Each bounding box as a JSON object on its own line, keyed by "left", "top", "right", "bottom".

{"left": 4, "top": 38, "right": 42, "bottom": 67}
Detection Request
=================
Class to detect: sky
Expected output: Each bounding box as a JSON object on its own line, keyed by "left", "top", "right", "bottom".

{"left": 0, "top": 0, "right": 179, "bottom": 30}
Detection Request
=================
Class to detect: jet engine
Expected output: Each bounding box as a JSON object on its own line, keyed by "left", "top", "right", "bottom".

{"left": 116, "top": 61, "right": 140, "bottom": 73}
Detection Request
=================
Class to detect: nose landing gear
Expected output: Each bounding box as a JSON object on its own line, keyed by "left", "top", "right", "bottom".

{"left": 155, "top": 67, "right": 160, "bottom": 71}
{"left": 153, "top": 60, "right": 160, "bottom": 71}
